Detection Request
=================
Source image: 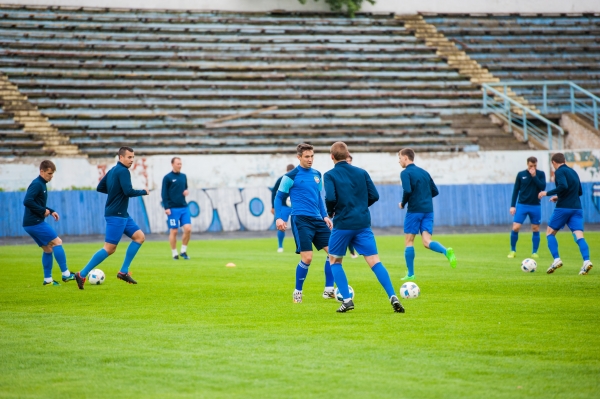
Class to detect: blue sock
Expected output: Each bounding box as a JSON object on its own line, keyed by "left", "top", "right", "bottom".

{"left": 510, "top": 231, "right": 518, "bottom": 252}
{"left": 577, "top": 238, "right": 590, "bottom": 261}
{"left": 324, "top": 259, "right": 334, "bottom": 287}
{"left": 81, "top": 248, "right": 109, "bottom": 277}
{"left": 120, "top": 241, "right": 142, "bottom": 274}
{"left": 429, "top": 241, "right": 447, "bottom": 256}
{"left": 371, "top": 262, "right": 396, "bottom": 298}
{"left": 330, "top": 263, "right": 351, "bottom": 299}
{"left": 532, "top": 232, "right": 540, "bottom": 254}
{"left": 277, "top": 230, "right": 285, "bottom": 248}
{"left": 295, "top": 261, "right": 309, "bottom": 291}
{"left": 547, "top": 235, "right": 560, "bottom": 259}
{"left": 42, "top": 252, "right": 53, "bottom": 279}
{"left": 52, "top": 245, "right": 68, "bottom": 273}
{"left": 405, "top": 246, "right": 415, "bottom": 276}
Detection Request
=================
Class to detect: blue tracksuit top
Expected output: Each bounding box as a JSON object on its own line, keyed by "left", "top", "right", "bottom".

{"left": 161, "top": 171, "right": 188, "bottom": 209}
{"left": 510, "top": 169, "right": 546, "bottom": 207}
{"left": 400, "top": 163, "right": 439, "bottom": 214}
{"left": 97, "top": 162, "right": 147, "bottom": 217}
{"left": 274, "top": 165, "right": 327, "bottom": 220}
{"left": 546, "top": 164, "right": 583, "bottom": 209}
{"left": 22, "top": 176, "right": 55, "bottom": 227}
{"left": 324, "top": 161, "right": 379, "bottom": 230}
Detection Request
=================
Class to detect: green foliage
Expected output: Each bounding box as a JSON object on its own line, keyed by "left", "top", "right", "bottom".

{"left": 67, "top": 186, "right": 96, "bottom": 191}
{"left": 16, "top": 187, "right": 26, "bottom": 192}
{"left": 0, "top": 187, "right": 4, "bottom": 192}
{"left": 298, "top": 0, "right": 376, "bottom": 17}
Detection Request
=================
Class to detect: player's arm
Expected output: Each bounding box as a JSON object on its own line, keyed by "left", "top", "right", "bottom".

{"left": 543, "top": 170, "right": 567, "bottom": 198}
{"left": 324, "top": 174, "right": 337, "bottom": 218}
{"left": 510, "top": 174, "right": 520, "bottom": 208}
{"left": 533, "top": 170, "right": 546, "bottom": 190}
{"left": 119, "top": 169, "right": 148, "bottom": 197}
{"left": 271, "top": 176, "right": 283, "bottom": 209}
{"left": 365, "top": 172, "right": 379, "bottom": 207}
{"left": 23, "top": 183, "right": 48, "bottom": 217}
{"left": 317, "top": 174, "right": 328, "bottom": 219}
{"left": 274, "top": 176, "right": 293, "bottom": 221}
{"left": 161, "top": 175, "right": 170, "bottom": 207}
{"left": 96, "top": 173, "right": 108, "bottom": 194}
{"left": 429, "top": 175, "right": 439, "bottom": 199}
{"left": 400, "top": 171, "right": 412, "bottom": 209}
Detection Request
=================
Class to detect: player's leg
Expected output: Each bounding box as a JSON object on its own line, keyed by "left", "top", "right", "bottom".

{"left": 39, "top": 246, "right": 56, "bottom": 286}
{"left": 45, "top": 237, "right": 75, "bottom": 282}
{"left": 348, "top": 243, "right": 358, "bottom": 258}
{"left": 168, "top": 209, "right": 179, "bottom": 259}
{"left": 179, "top": 207, "right": 192, "bottom": 259}
{"left": 25, "top": 222, "right": 66, "bottom": 285}
{"left": 508, "top": 223, "right": 522, "bottom": 258}
{"left": 567, "top": 210, "right": 592, "bottom": 274}
{"left": 420, "top": 213, "right": 456, "bottom": 268}
{"left": 403, "top": 233, "right": 416, "bottom": 280}
{"left": 290, "top": 217, "right": 313, "bottom": 303}
{"left": 117, "top": 217, "right": 145, "bottom": 284}
{"left": 546, "top": 209, "right": 567, "bottom": 274}
{"left": 529, "top": 205, "right": 542, "bottom": 258}
{"left": 328, "top": 234, "right": 353, "bottom": 312}
{"left": 313, "top": 219, "right": 334, "bottom": 298}
{"left": 277, "top": 207, "right": 292, "bottom": 252}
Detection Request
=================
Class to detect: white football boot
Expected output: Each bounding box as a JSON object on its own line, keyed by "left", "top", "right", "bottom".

{"left": 546, "top": 258, "right": 563, "bottom": 274}
{"left": 579, "top": 260, "right": 593, "bottom": 275}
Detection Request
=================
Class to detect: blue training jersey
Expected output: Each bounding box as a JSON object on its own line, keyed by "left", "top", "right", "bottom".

{"left": 510, "top": 169, "right": 546, "bottom": 207}
{"left": 22, "top": 176, "right": 55, "bottom": 227}
{"left": 161, "top": 171, "right": 188, "bottom": 209}
{"left": 274, "top": 166, "right": 327, "bottom": 220}
{"left": 400, "top": 163, "right": 439, "bottom": 214}
{"left": 97, "top": 162, "right": 147, "bottom": 218}
{"left": 546, "top": 164, "right": 583, "bottom": 209}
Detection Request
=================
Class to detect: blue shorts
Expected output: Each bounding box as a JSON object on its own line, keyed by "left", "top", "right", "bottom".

{"left": 329, "top": 227, "right": 378, "bottom": 258}
{"left": 548, "top": 208, "right": 584, "bottom": 232}
{"left": 278, "top": 206, "right": 292, "bottom": 222}
{"left": 404, "top": 212, "right": 434, "bottom": 235}
{"left": 105, "top": 216, "right": 141, "bottom": 245}
{"left": 513, "top": 204, "right": 542, "bottom": 225}
{"left": 291, "top": 215, "right": 331, "bottom": 254}
{"left": 167, "top": 206, "right": 192, "bottom": 229}
{"left": 23, "top": 222, "right": 58, "bottom": 247}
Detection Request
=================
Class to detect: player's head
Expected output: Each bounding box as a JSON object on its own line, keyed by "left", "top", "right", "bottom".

{"left": 346, "top": 154, "right": 353, "bottom": 164}
{"left": 527, "top": 156, "right": 537, "bottom": 169}
{"left": 286, "top": 164, "right": 294, "bottom": 172}
{"left": 398, "top": 148, "right": 415, "bottom": 168}
{"left": 118, "top": 146, "right": 135, "bottom": 168}
{"left": 171, "top": 157, "right": 182, "bottom": 173}
{"left": 296, "top": 143, "right": 314, "bottom": 169}
{"left": 39, "top": 160, "right": 56, "bottom": 182}
{"left": 330, "top": 141, "right": 349, "bottom": 163}
{"left": 551, "top": 153, "right": 566, "bottom": 168}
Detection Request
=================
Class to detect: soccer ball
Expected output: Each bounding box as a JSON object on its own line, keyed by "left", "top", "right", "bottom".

{"left": 334, "top": 285, "right": 354, "bottom": 302}
{"left": 285, "top": 196, "right": 292, "bottom": 207}
{"left": 88, "top": 269, "right": 105, "bottom": 285}
{"left": 521, "top": 258, "right": 537, "bottom": 273}
{"left": 400, "top": 282, "right": 420, "bottom": 299}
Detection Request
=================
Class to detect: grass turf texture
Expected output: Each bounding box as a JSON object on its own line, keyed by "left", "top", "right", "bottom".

{"left": 0, "top": 232, "right": 599, "bottom": 398}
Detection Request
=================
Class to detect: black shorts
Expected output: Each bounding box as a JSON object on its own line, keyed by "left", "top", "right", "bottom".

{"left": 291, "top": 215, "right": 331, "bottom": 254}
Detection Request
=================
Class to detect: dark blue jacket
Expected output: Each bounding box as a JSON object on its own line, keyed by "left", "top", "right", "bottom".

{"left": 324, "top": 161, "right": 379, "bottom": 230}
{"left": 271, "top": 175, "right": 283, "bottom": 208}
{"left": 97, "top": 162, "right": 147, "bottom": 217}
{"left": 511, "top": 169, "right": 546, "bottom": 207}
{"left": 400, "top": 163, "right": 438, "bottom": 214}
{"left": 546, "top": 164, "right": 582, "bottom": 209}
{"left": 22, "top": 176, "right": 55, "bottom": 227}
{"left": 161, "top": 171, "right": 188, "bottom": 209}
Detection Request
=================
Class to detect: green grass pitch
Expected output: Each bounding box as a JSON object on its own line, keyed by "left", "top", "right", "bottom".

{"left": 0, "top": 232, "right": 599, "bottom": 398}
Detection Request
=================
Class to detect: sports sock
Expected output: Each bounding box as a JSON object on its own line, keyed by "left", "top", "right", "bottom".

{"left": 52, "top": 245, "right": 68, "bottom": 273}
{"left": 576, "top": 238, "right": 590, "bottom": 261}
{"left": 429, "top": 241, "right": 447, "bottom": 256}
{"left": 81, "top": 248, "right": 109, "bottom": 277}
{"left": 547, "top": 235, "right": 560, "bottom": 259}
{"left": 330, "top": 263, "right": 351, "bottom": 299}
{"left": 532, "top": 232, "right": 540, "bottom": 254}
{"left": 324, "top": 258, "right": 334, "bottom": 288}
{"left": 120, "top": 241, "right": 142, "bottom": 273}
{"left": 172, "top": 249, "right": 178, "bottom": 257}
{"left": 295, "top": 261, "right": 310, "bottom": 291}
{"left": 510, "top": 231, "right": 519, "bottom": 252}
{"left": 277, "top": 230, "right": 285, "bottom": 248}
{"left": 42, "top": 252, "right": 53, "bottom": 279}
{"left": 405, "top": 246, "right": 415, "bottom": 276}
{"left": 348, "top": 244, "right": 355, "bottom": 255}
{"left": 181, "top": 244, "right": 187, "bottom": 254}
{"left": 371, "top": 262, "right": 396, "bottom": 298}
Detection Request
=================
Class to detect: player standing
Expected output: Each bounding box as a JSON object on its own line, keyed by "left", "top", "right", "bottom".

{"left": 539, "top": 153, "right": 592, "bottom": 274}
{"left": 274, "top": 143, "right": 334, "bottom": 303}
{"left": 325, "top": 142, "right": 404, "bottom": 313}
{"left": 22, "top": 160, "right": 75, "bottom": 285}
{"left": 398, "top": 148, "right": 456, "bottom": 280}
{"left": 345, "top": 154, "right": 358, "bottom": 259}
{"left": 271, "top": 164, "right": 295, "bottom": 252}
{"left": 75, "top": 147, "right": 149, "bottom": 289}
{"left": 162, "top": 157, "right": 191, "bottom": 260}
{"left": 508, "top": 156, "right": 546, "bottom": 258}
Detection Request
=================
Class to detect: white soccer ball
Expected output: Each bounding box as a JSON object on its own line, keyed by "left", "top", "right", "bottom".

{"left": 334, "top": 285, "right": 354, "bottom": 302}
{"left": 285, "top": 196, "right": 292, "bottom": 207}
{"left": 400, "top": 282, "right": 420, "bottom": 299}
{"left": 521, "top": 258, "right": 537, "bottom": 273}
{"left": 88, "top": 269, "right": 105, "bottom": 285}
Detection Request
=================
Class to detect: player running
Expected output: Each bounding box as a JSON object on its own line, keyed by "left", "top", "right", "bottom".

{"left": 508, "top": 156, "right": 546, "bottom": 258}
{"left": 539, "top": 153, "right": 592, "bottom": 275}
{"left": 275, "top": 143, "right": 334, "bottom": 303}
{"left": 271, "top": 164, "right": 295, "bottom": 253}
{"left": 75, "top": 147, "right": 149, "bottom": 289}
{"left": 325, "top": 142, "right": 404, "bottom": 313}
{"left": 398, "top": 148, "right": 456, "bottom": 280}
{"left": 162, "top": 157, "right": 191, "bottom": 260}
{"left": 22, "top": 160, "right": 75, "bottom": 286}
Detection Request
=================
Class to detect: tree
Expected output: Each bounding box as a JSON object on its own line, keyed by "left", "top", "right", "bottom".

{"left": 297, "top": 0, "right": 376, "bottom": 18}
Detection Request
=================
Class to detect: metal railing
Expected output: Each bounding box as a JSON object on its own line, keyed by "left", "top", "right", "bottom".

{"left": 482, "top": 83, "right": 564, "bottom": 150}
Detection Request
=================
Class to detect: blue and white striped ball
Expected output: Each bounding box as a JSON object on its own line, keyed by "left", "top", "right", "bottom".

{"left": 400, "top": 282, "right": 420, "bottom": 299}
{"left": 334, "top": 285, "right": 354, "bottom": 302}
{"left": 521, "top": 258, "right": 537, "bottom": 273}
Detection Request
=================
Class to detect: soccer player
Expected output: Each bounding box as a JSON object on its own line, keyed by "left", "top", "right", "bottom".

{"left": 325, "top": 142, "right": 404, "bottom": 313}
{"left": 162, "top": 157, "right": 191, "bottom": 260}
{"left": 398, "top": 148, "right": 456, "bottom": 280}
{"left": 75, "top": 147, "right": 149, "bottom": 289}
{"left": 271, "top": 164, "right": 295, "bottom": 253}
{"left": 22, "top": 160, "right": 75, "bottom": 285}
{"left": 539, "top": 152, "right": 592, "bottom": 275}
{"left": 275, "top": 143, "right": 334, "bottom": 303}
{"left": 345, "top": 154, "right": 358, "bottom": 259}
{"left": 508, "top": 156, "right": 546, "bottom": 258}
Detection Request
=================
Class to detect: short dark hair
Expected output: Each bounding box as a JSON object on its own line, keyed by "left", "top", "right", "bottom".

{"left": 551, "top": 153, "right": 566, "bottom": 164}
{"left": 399, "top": 148, "right": 415, "bottom": 161}
{"left": 171, "top": 157, "right": 181, "bottom": 164}
{"left": 39, "top": 160, "right": 56, "bottom": 171}
{"left": 527, "top": 156, "right": 538, "bottom": 164}
{"left": 286, "top": 164, "right": 294, "bottom": 172}
{"left": 296, "top": 143, "right": 314, "bottom": 156}
{"left": 118, "top": 146, "right": 134, "bottom": 157}
{"left": 330, "top": 141, "right": 349, "bottom": 161}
